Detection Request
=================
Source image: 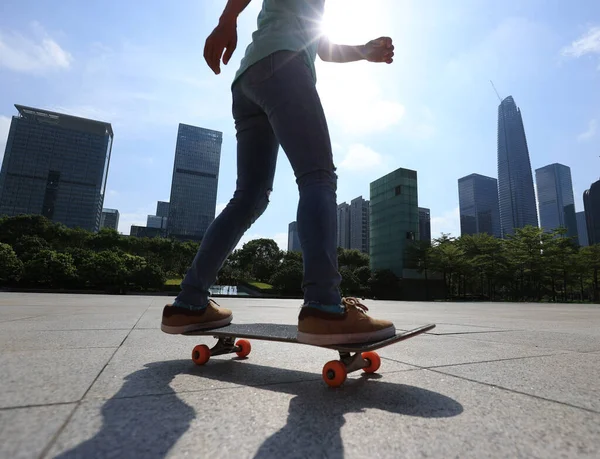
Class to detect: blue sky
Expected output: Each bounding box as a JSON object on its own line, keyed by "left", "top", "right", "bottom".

{"left": 1, "top": 0, "right": 599, "bottom": 249}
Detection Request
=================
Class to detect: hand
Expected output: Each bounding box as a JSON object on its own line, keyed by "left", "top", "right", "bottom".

{"left": 204, "top": 18, "right": 238, "bottom": 75}
{"left": 362, "top": 36, "right": 394, "bottom": 64}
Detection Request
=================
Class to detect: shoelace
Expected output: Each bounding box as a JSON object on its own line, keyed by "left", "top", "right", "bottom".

{"left": 342, "top": 297, "right": 369, "bottom": 314}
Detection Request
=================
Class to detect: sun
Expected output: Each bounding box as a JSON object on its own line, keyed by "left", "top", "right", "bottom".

{"left": 320, "top": 0, "right": 380, "bottom": 43}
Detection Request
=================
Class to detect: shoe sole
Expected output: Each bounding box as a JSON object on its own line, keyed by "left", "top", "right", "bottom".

{"left": 296, "top": 325, "right": 396, "bottom": 346}
{"left": 161, "top": 315, "right": 233, "bottom": 334}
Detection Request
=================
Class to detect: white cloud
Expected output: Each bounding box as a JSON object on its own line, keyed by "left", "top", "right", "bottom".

{"left": 577, "top": 119, "right": 597, "bottom": 142}
{"left": 430, "top": 207, "right": 460, "bottom": 239}
{"left": 117, "top": 206, "right": 154, "bottom": 235}
{"left": 562, "top": 26, "right": 600, "bottom": 58}
{"left": 339, "top": 144, "right": 385, "bottom": 171}
{"left": 0, "top": 25, "right": 72, "bottom": 74}
{"left": 0, "top": 115, "right": 11, "bottom": 164}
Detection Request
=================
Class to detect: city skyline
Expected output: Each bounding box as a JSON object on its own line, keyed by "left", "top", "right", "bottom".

{"left": 1, "top": 1, "right": 599, "bottom": 248}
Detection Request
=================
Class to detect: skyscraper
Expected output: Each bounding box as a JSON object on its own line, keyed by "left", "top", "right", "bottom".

{"left": 100, "top": 208, "right": 119, "bottom": 231}
{"left": 535, "top": 163, "right": 577, "bottom": 238}
{"left": 0, "top": 105, "right": 113, "bottom": 232}
{"left": 350, "top": 196, "right": 370, "bottom": 253}
{"left": 156, "top": 201, "right": 170, "bottom": 218}
{"left": 370, "top": 168, "right": 419, "bottom": 277}
{"left": 336, "top": 202, "right": 351, "bottom": 249}
{"left": 497, "top": 96, "right": 538, "bottom": 237}
{"left": 287, "top": 221, "right": 302, "bottom": 252}
{"left": 167, "top": 124, "right": 222, "bottom": 241}
{"left": 584, "top": 180, "right": 600, "bottom": 245}
{"left": 418, "top": 207, "right": 431, "bottom": 243}
{"left": 147, "top": 201, "right": 169, "bottom": 230}
{"left": 458, "top": 173, "right": 501, "bottom": 238}
{"left": 576, "top": 211, "right": 589, "bottom": 247}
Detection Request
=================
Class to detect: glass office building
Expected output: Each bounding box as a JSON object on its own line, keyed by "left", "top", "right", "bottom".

{"left": 418, "top": 207, "right": 431, "bottom": 243}
{"left": 350, "top": 196, "right": 370, "bottom": 254}
{"left": 0, "top": 105, "right": 113, "bottom": 232}
{"left": 100, "top": 208, "right": 119, "bottom": 231}
{"left": 535, "top": 163, "right": 577, "bottom": 238}
{"left": 336, "top": 202, "right": 351, "bottom": 249}
{"left": 156, "top": 201, "right": 169, "bottom": 218}
{"left": 458, "top": 173, "right": 501, "bottom": 238}
{"left": 576, "top": 211, "right": 589, "bottom": 247}
{"left": 287, "top": 221, "right": 302, "bottom": 252}
{"left": 497, "top": 96, "right": 538, "bottom": 237}
{"left": 584, "top": 180, "right": 600, "bottom": 246}
{"left": 167, "top": 124, "right": 222, "bottom": 241}
{"left": 369, "top": 168, "right": 419, "bottom": 277}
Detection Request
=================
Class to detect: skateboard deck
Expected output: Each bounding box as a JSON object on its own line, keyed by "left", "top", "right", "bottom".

{"left": 184, "top": 322, "right": 435, "bottom": 387}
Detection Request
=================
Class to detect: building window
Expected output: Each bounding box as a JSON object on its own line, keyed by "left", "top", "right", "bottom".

{"left": 395, "top": 186, "right": 402, "bottom": 196}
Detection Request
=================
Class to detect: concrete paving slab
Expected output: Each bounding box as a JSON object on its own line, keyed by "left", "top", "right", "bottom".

{"left": 445, "top": 329, "right": 600, "bottom": 353}
{"left": 375, "top": 334, "right": 561, "bottom": 368}
{"left": 0, "top": 329, "right": 129, "bottom": 351}
{"left": 85, "top": 329, "right": 416, "bottom": 400}
{"left": 0, "top": 312, "right": 143, "bottom": 331}
{"left": 0, "top": 404, "right": 74, "bottom": 459}
{"left": 434, "top": 352, "right": 600, "bottom": 412}
{"left": 48, "top": 368, "right": 599, "bottom": 459}
{"left": 0, "top": 348, "right": 116, "bottom": 408}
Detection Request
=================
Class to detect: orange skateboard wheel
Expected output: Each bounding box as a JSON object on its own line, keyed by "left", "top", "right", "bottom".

{"left": 322, "top": 360, "right": 347, "bottom": 388}
{"left": 361, "top": 351, "right": 381, "bottom": 373}
{"left": 235, "top": 339, "right": 252, "bottom": 358}
{"left": 192, "top": 344, "right": 211, "bottom": 365}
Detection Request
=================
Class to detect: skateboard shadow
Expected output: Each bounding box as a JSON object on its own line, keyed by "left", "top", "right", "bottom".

{"left": 53, "top": 359, "right": 462, "bottom": 458}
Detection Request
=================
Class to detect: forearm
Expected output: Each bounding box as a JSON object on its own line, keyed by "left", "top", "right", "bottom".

{"left": 318, "top": 40, "right": 366, "bottom": 63}
{"left": 219, "top": 0, "right": 252, "bottom": 24}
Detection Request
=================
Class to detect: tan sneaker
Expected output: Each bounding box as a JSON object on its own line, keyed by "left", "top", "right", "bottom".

{"left": 297, "top": 297, "right": 395, "bottom": 345}
{"left": 161, "top": 299, "right": 233, "bottom": 334}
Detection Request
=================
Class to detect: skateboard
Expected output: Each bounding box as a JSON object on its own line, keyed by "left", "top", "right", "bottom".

{"left": 185, "top": 322, "right": 435, "bottom": 387}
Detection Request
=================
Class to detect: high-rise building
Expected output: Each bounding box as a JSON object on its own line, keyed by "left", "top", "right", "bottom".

{"left": 287, "top": 221, "right": 302, "bottom": 252}
{"left": 370, "top": 168, "right": 419, "bottom": 277}
{"left": 576, "top": 211, "right": 589, "bottom": 247}
{"left": 497, "top": 96, "right": 538, "bottom": 237}
{"left": 418, "top": 207, "right": 431, "bottom": 243}
{"left": 130, "top": 225, "right": 164, "bottom": 238}
{"left": 584, "top": 180, "right": 600, "bottom": 245}
{"left": 535, "top": 163, "right": 577, "bottom": 238}
{"left": 100, "top": 208, "right": 119, "bottom": 231}
{"left": 167, "top": 124, "right": 222, "bottom": 241}
{"left": 147, "top": 215, "right": 167, "bottom": 229}
{"left": 336, "top": 202, "right": 351, "bottom": 249}
{"left": 156, "top": 201, "right": 169, "bottom": 218}
{"left": 458, "top": 173, "right": 501, "bottom": 238}
{"left": 350, "top": 196, "right": 370, "bottom": 253}
{"left": 0, "top": 105, "right": 113, "bottom": 232}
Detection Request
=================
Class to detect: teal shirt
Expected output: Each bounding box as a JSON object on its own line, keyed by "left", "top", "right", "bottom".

{"left": 234, "top": 0, "right": 325, "bottom": 85}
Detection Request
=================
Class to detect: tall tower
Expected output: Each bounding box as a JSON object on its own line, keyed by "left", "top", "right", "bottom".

{"left": 584, "top": 180, "right": 600, "bottom": 245}
{"left": 167, "top": 124, "right": 222, "bottom": 241}
{"left": 350, "top": 196, "right": 370, "bottom": 253}
{"left": 535, "top": 163, "right": 577, "bottom": 238}
{"left": 497, "top": 96, "right": 538, "bottom": 237}
{"left": 336, "top": 202, "right": 351, "bottom": 249}
{"left": 0, "top": 105, "right": 113, "bottom": 232}
{"left": 458, "top": 173, "right": 501, "bottom": 238}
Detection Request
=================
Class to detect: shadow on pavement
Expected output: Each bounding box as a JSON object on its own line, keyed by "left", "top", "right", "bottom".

{"left": 54, "top": 359, "right": 463, "bottom": 458}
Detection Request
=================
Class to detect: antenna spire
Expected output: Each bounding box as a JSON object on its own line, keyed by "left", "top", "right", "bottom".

{"left": 490, "top": 80, "right": 502, "bottom": 102}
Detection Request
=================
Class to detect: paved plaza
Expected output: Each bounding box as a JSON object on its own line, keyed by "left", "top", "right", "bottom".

{"left": 1, "top": 293, "right": 599, "bottom": 458}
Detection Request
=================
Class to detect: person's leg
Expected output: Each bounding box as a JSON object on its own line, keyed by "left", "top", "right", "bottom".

{"left": 161, "top": 73, "right": 279, "bottom": 334}
{"left": 240, "top": 51, "right": 341, "bottom": 306}
{"left": 176, "top": 85, "right": 279, "bottom": 308}
{"left": 240, "top": 51, "right": 395, "bottom": 345}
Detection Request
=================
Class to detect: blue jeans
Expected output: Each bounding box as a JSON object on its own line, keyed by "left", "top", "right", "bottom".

{"left": 177, "top": 51, "right": 342, "bottom": 307}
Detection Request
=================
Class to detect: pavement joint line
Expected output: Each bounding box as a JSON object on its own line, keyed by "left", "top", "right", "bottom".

{"left": 426, "top": 368, "right": 600, "bottom": 415}
{"left": 38, "top": 304, "right": 152, "bottom": 459}
{"left": 0, "top": 400, "right": 78, "bottom": 412}
{"left": 380, "top": 353, "right": 561, "bottom": 371}
{"left": 426, "top": 330, "right": 516, "bottom": 336}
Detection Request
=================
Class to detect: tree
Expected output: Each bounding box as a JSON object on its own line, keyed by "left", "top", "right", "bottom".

{"left": 236, "top": 238, "right": 282, "bottom": 283}
{"left": 369, "top": 269, "right": 400, "bottom": 300}
{"left": 0, "top": 243, "right": 23, "bottom": 284}
{"left": 269, "top": 259, "right": 303, "bottom": 296}
{"left": 12, "top": 235, "right": 50, "bottom": 263}
{"left": 338, "top": 249, "right": 369, "bottom": 270}
{"left": 339, "top": 266, "right": 360, "bottom": 297}
{"left": 78, "top": 251, "right": 129, "bottom": 291}
{"left": 22, "top": 250, "right": 77, "bottom": 287}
